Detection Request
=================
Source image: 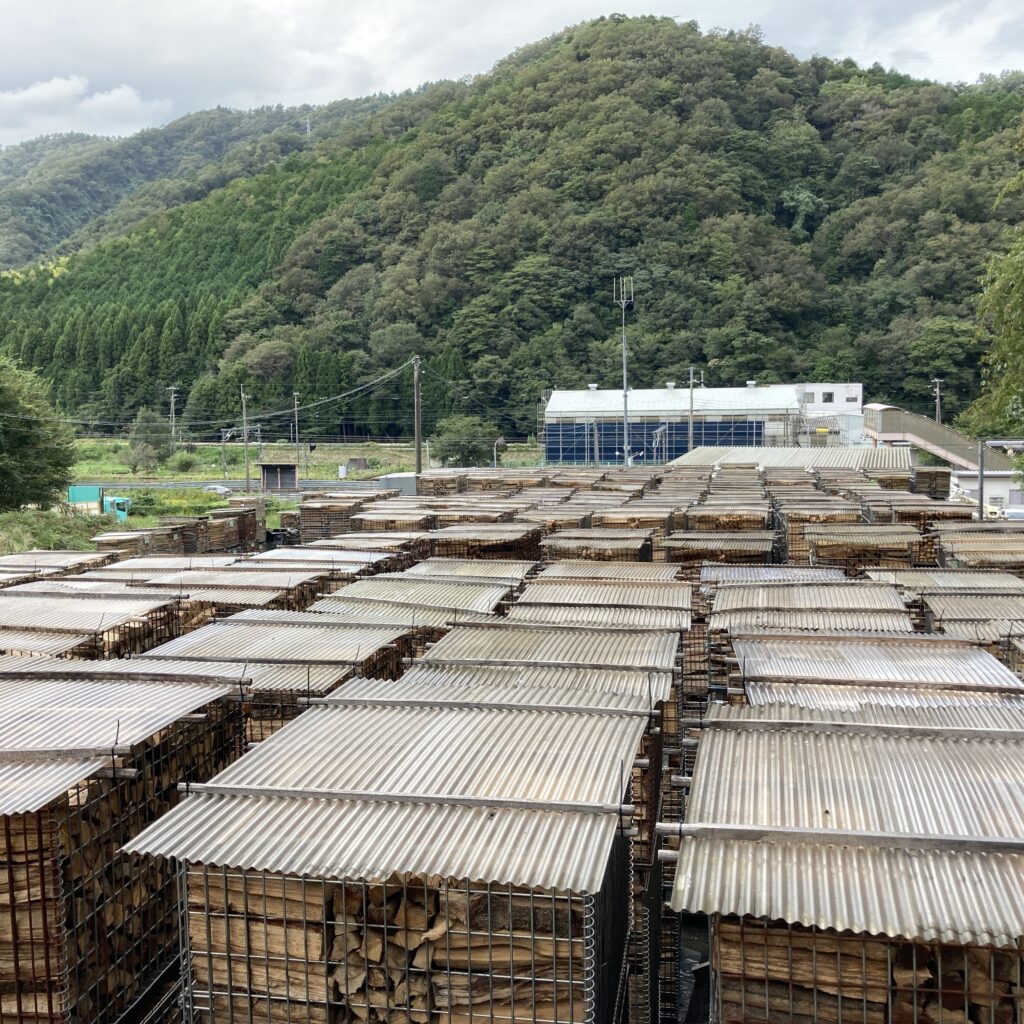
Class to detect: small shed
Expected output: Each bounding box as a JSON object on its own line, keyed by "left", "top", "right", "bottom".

{"left": 258, "top": 459, "right": 298, "bottom": 491}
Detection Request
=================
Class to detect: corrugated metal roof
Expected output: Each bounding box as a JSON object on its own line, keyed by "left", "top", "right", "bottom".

{"left": 546, "top": 385, "right": 801, "bottom": 418}
{"left": 866, "top": 568, "right": 1024, "bottom": 592}
{"left": 938, "top": 621, "right": 1024, "bottom": 643}
{"left": 245, "top": 548, "right": 392, "bottom": 565}
{"left": 536, "top": 561, "right": 682, "bottom": 581}
{"left": 671, "top": 446, "right": 913, "bottom": 469}
{"left": 129, "top": 568, "right": 326, "bottom": 589}
{"left": 713, "top": 583, "right": 907, "bottom": 613}
{"left": 97, "top": 556, "right": 239, "bottom": 572}
{"left": 506, "top": 604, "right": 691, "bottom": 631}
{"left": 0, "top": 592, "right": 176, "bottom": 633}
{"left": 400, "top": 663, "right": 673, "bottom": 701}
{"left": 0, "top": 650, "right": 349, "bottom": 694}
{"left": 732, "top": 635, "right": 1021, "bottom": 689}
{"left": 671, "top": 704, "right": 1024, "bottom": 945}
{"left": 519, "top": 581, "right": 691, "bottom": 610}
{"left": 0, "top": 654, "right": 251, "bottom": 683}
{"left": 127, "top": 795, "right": 619, "bottom": 892}
{"left": 746, "top": 681, "right": 1024, "bottom": 714}
{"left": 0, "top": 550, "right": 112, "bottom": 569}
{"left": 805, "top": 524, "right": 921, "bottom": 544}
{"left": 708, "top": 610, "right": 915, "bottom": 633}
{"left": 140, "top": 620, "right": 409, "bottom": 666}
{"left": 308, "top": 597, "right": 493, "bottom": 628}
{"left": 0, "top": 673, "right": 233, "bottom": 813}
{"left": 0, "top": 629, "right": 94, "bottom": 655}
{"left": 0, "top": 758, "right": 107, "bottom": 816}
{"left": 0, "top": 675, "right": 233, "bottom": 754}
{"left": 540, "top": 541, "right": 650, "bottom": 558}
{"left": 125, "top": 702, "right": 646, "bottom": 891}
{"left": 402, "top": 558, "right": 537, "bottom": 582}
{"left": 925, "top": 593, "right": 1024, "bottom": 622}
{"left": 332, "top": 577, "right": 509, "bottom": 614}
{"left": 334, "top": 676, "right": 656, "bottom": 712}
{"left": 664, "top": 532, "right": 775, "bottom": 550}
{"left": 719, "top": 699, "right": 1024, "bottom": 730}
{"left": 699, "top": 565, "right": 847, "bottom": 583}
{"left": 423, "top": 624, "right": 680, "bottom": 672}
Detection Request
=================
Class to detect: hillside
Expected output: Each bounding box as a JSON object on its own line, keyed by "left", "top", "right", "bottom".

{"left": 0, "top": 96, "right": 390, "bottom": 267}
{"left": 1, "top": 15, "right": 1023, "bottom": 438}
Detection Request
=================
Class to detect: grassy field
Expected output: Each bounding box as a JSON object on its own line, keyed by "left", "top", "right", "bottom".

{"left": 0, "top": 438, "right": 546, "bottom": 554}
{"left": 73, "top": 438, "right": 543, "bottom": 482}
{"left": 0, "top": 509, "right": 118, "bottom": 553}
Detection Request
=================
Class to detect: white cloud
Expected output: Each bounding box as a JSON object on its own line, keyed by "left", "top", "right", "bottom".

{"left": 0, "top": 75, "right": 173, "bottom": 146}
{"left": 0, "top": 1, "right": 1022, "bottom": 146}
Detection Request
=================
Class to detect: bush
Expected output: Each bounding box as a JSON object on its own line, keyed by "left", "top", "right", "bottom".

{"left": 430, "top": 415, "right": 503, "bottom": 468}
{"left": 169, "top": 452, "right": 198, "bottom": 472}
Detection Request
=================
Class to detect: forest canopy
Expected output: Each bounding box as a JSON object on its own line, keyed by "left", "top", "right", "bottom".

{"left": 1, "top": 16, "right": 1023, "bottom": 440}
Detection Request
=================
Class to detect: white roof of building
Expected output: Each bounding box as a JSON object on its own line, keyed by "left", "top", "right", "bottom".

{"left": 545, "top": 385, "right": 802, "bottom": 419}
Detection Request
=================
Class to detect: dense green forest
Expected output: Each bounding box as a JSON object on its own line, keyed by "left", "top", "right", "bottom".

{"left": 0, "top": 96, "right": 390, "bottom": 267}
{"left": 1, "top": 15, "right": 1023, "bottom": 439}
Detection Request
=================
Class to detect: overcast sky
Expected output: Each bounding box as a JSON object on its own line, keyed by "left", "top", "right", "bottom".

{"left": 1, "top": 0, "right": 1022, "bottom": 147}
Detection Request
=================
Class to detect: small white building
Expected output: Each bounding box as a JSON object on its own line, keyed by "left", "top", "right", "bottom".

{"left": 800, "top": 382, "right": 863, "bottom": 416}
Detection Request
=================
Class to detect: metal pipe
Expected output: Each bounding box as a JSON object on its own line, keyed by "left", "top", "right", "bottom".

{"left": 178, "top": 781, "right": 636, "bottom": 816}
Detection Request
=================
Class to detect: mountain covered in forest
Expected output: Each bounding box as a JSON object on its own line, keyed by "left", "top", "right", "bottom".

{"left": 0, "top": 96, "right": 391, "bottom": 268}
{"left": 1, "top": 14, "right": 1023, "bottom": 438}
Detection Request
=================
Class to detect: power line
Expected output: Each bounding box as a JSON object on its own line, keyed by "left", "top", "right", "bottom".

{"left": 0, "top": 360, "right": 416, "bottom": 429}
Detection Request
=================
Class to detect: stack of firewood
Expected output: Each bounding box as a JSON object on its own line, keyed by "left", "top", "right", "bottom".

{"left": 714, "top": 920, "right": 1022, "bottom": 1024}
{"left": 188, "top": 872, "right": 590, "bottom": 1024}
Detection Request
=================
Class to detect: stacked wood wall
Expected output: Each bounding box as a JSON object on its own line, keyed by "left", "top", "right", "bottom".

{"left": 713, "top": 918, "right": 1024, "bottom": 1024}
{"left": 0, "top": 699, "right": 242, "bottom": 1024}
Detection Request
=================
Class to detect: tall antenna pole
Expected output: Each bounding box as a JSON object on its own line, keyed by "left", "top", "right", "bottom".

{"left": 165, "top": 386, "right": 177, "bottom": 446}
{"left": 932, "top": 377, "right": 944, "bottom": 424}
{"left": 688, "top": 367, "right": 695, "bottom": 453}
{"left": 293, "top": 392, "right": 301, "bottom": 480}
{"left": 413, "top": 356, "right": 423, "bottom": 475}
{"left": 240, "top": 386, "right": 251, "bottom": 493}
{"left": 613, "top": 277, "right": 635, "bottom": 466}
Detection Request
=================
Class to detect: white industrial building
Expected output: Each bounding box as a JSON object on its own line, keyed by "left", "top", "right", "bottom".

{"left": 542, "top": 381, "right": 863, "bottom": 464}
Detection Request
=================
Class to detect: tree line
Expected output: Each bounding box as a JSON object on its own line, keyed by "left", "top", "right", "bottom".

{"left": 1, "top": 15, "right": 1023, "bottom": 438}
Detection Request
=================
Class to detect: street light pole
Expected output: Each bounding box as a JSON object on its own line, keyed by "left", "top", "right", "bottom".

{"left": 166, "top": 386, "right": 178, "bottom": 448}
{"left": 240, "top": 387, "right": 251, "bottom": 493}
{"left": 688, "top": 367, "right": 695, "bottom": 453}
{"left": 413, "top": 356, "right": 423, "bottom": 475}
{"left": 293, "top": 392, "right": 301, "bottom": 481}
{"left": 932, "top": 377, "right": 944, "bottom": 424}
{"left": 613, "top": 277, "right": 635, "bottom": 466}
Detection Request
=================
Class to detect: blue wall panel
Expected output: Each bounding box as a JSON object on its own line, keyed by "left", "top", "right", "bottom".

{"left": 544, "top": 420, "right": 767, "bottom": 464}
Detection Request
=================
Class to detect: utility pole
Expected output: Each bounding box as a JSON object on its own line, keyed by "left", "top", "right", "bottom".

{"left": 240, "top": 386, "right": 251, "bottom": 493}
{"left": 166, "top": 386, "right": 178, "bottom": 446}
{"left": 220, "top": 428, "right": 233, "bottom": 481}
{"left": 293, "top": 393, "right": 301, "bottom": 481}
{"left": 688, "top": 367, "right": 695, "bottom": 453}
{"left": 413, "top": 356, "right": 423, "bottom": 475}
{"left": 978, "top": 440, "right": 986, "bottom": 520}
{"left": 613, "top": 277, "right": 634, "bottom": 466}
{"left": 932, "top": 377, "right": 944, "bottom": 424}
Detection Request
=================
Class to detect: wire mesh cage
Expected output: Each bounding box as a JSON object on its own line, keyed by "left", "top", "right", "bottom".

{"left": 180, "top": 836, "right": 631, "bottom": 1024}
{"left": 0, "top": 698, "right": 242, "bottom": 1024}
{"left": 711, "top": 916, "right": 1024, "bottom": 1024}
